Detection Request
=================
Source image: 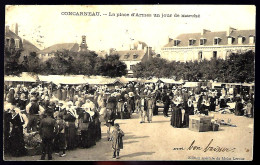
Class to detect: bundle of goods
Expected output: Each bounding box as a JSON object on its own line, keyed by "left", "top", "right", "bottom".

{"left": 189, "top": 114, "right": 214, "bottom": 132}
{"left": 24, "top": 131, "right": 42, "bottom": 156}
{"left": 156, "top": 101, "right": 164, "bottom": 107}
{"left": 215, "top": 118, "right": 237, "bottom": 127}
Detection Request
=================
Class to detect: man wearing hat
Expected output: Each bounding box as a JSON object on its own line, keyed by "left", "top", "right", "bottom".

{"left": 39, "top": 108, "right": 58, "bottom": 160}
{"left": 26, "top": 97, "right": 44, "bottom": 133}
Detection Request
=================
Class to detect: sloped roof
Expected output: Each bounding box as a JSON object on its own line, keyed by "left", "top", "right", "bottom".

{"left": 111, "top": 50, "right": 146, "bottom": 61}
{"left": 164, "top": 29, "right": 255, "bottom": 47}
{"left": 21, "top": 39, "right": 40, "bottom": 56}
{"left": 38, "top": 43, "right": 79, "bottom": 54}
{"left": 5, "top": 30, "right": 21, "bottom": 40}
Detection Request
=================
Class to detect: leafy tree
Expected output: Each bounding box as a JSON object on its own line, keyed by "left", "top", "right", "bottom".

{"left": 99, "top": 55, "right": 127, "bottom": 77}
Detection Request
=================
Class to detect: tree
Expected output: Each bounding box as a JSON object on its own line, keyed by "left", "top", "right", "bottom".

{"left": 98, "top": 55, "right": 127, "bottom": 77}
{"left": 4, "top": 48, "right": 23, "bottom": 75}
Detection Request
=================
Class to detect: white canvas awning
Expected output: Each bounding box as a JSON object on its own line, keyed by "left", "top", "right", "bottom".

{"left": 183, "top": 82, "right": 199, "bottom": 88}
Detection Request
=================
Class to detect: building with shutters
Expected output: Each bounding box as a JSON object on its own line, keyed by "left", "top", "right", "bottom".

{"left": 5, "top": 23, "right": 23, "bottom": 53}
{"left": 110, "top": 41, "right": 153, "bottom": 76}
{"left": 161, "top": 27, "right": 255, "bottom": 62}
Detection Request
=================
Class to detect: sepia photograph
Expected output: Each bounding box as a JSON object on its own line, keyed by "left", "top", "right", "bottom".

{"left": 3, "top": 5, "right": 255, "bottom": 161}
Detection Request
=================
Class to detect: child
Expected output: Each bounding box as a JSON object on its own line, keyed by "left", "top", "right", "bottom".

{"left": 111, "top": 123, "right": 124, "bottom": 159}
{"left": 56, "top": 112, "right": 66, "bottom": 157}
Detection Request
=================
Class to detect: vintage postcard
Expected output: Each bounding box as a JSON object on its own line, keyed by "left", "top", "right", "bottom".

{"left": 4, "top": 5, "right": 255, "bottom": 161}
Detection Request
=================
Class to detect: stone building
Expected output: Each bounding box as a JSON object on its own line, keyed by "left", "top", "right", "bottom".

{"left": 161, "top": 27, "right": 255, "bottom": 62}
{"left": 110, "top": 41, "right": 153, "bottom": 76}
{"left": 5, "top": 23, "right": 23, "bottom": 53}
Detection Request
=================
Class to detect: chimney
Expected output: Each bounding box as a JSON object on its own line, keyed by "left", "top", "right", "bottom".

{"left": 146, "top": 46, "right": 152, "bottom": 60}
{"left": 201, "top": 29, "right": 211, "bottom": 35}
{"left": 227, "top": 27, "right": 236, "bottom": 36}
{"left": 15, "top": 23, "right": 18, "bottom": 35}
{"left": 5, "top": 25, "right": 10, "bottom": 33}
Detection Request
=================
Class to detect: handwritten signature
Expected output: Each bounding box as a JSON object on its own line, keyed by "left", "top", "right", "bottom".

{"left": 173, "top": 139, "right": 236, "bottom": 152}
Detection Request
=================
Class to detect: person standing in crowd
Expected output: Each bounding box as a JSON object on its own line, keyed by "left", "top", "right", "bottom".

{"left": 234, "top": 95, "right": 244, "bottom": 116}
{"left": 245, "top": 99, "right": 253, "bottom": 118}
{"left": 64, "top": 101, "right": 78, "bottom": 150}
{"left": 171, "top": 101, "right": 182, "bottom": 128}
{"left": 147, "top": 92, "right": 154, "bottom": 123}
{"left": 18, "top": 93, "right": 27, "bottom": 112}
{"left": 162, "top": 91, "right": 170, "bottom": 117}
{"left": 183, "top": 96, "right": 194, "bottom": 128}
{"left": 7, "top": 86, "right": 15, "bottom": 105}
{"left": 26, "top": 97, "right": 45, "bottom": 133}
{"left": 104, "top": 107, "right": 116, "bottom": 141}
{"left": 128, "top": 92, "right": 135, "bottom": 114}
{"left": 140, "top": 93, "right": 147, "bottom": 123}
{"left": 55, "top": 112, "right": 67, "bottom": 157}
{"left": 39, "top": 108, "right": 58, "bottom": 160}
{"left": 209, "top": 92, "right": 216, "bottom": 112}
{"left": 105, "top": 93, "right": 117, "bottom": 140}
{"left": 78, "top": 104, "right": 90, "bottom": 148}
{"left": 4, "top": 104, "right": 13, "bottom": 154}
{"left": 9, "top": 107, "right": 27, "bottom": 157}
{"left": 111, "top": 123, "right": 124, "bottom": 159}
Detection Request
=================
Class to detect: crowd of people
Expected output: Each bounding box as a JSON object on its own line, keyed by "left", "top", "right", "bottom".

{"left": 3, "top": 80, "right": 254, "bottom": 160}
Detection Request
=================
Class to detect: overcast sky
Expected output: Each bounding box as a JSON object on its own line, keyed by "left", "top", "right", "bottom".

{"left": 5, "top": 5, "right": 255, "bottom": 52}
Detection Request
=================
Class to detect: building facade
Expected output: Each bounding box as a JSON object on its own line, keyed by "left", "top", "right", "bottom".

{"left": 5, "top": 23, "right": 23, "bottom": 53}
{"left": 110, "top": 41, "right": 153, "bottom": 76}
{"left": 161, "top": 27, "right": 255, "bottom": 62}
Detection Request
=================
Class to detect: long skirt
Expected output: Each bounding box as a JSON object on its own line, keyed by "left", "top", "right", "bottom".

{"left": 87, "top": 123, "right": 96, "bottom": 147}
{"left": 65, "top": 122, "right": 77, "bottom": 150}
{"left": 9, "top": 126, "right": 26, "bottom": 156}
{"left": 171, "top": 107, "right": 182, "bottom": 128}
{"left": 94, "top": 122, "right": 102, "bottom": 141}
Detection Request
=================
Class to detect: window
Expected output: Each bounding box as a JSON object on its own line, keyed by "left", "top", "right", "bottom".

{"left": 133, "top": 54, "right": 138, "bottom": 59}
{"left": 124, "top": 54, "right": 130, "bottom": 59}
{"left": 200, "top": 38, "right": 206, "bottom": 45}
{"left": 249, "top": 36, "right": 255, "bottom": 44}
{"left": 213, "top": 51, "right": 217, "bottom": 59}
{"left": 189, "top": 39, "right": 196, "bottom": 46}
{"left": 198, "top": 51, "right": 203, "bottom": 61}
{"left": 238, "top": 36, "right": 245, "bottom": 44}
{"left": 6, "top": 38, "right": 10, "bottom": 46}
{"left": 214, "top": 37, "right": 221, "bottom": 45}
{"left": 15, "top": 39, "right": 20, "bottom": 48}
{"left": 174, "top": 40, "right": 180, "bottom": 46}
{"left": 228, "top": 36, "right": 234, "bottom": 45}
{"left": 130, "top": 65, "right": 135, "bottom": 70}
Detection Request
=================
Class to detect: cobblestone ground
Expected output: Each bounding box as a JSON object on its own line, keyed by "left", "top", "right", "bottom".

{"left": 4, "top": 111, "right": 253, "bottom": 161}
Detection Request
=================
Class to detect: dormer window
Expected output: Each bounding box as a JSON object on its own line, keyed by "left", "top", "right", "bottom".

{"left": 200, "top": 38, "right": 206, "bottom": 45}
{"left": 238, "top": 36, "right": 245, "bottom": 44}
{"left": 124, "top": 54, "right": 130, "bottom": 59}
{"left": 214, "top": 37, "right": 221, "bottom": 45}
{"left": 249, "top": 35, "right": 255, "bottom": 44}
{"left": 227, "top": 36, "right": 234, "bottom": 45}
{"left": 189, "top": 39, "right": 196, "bottom": 46}
{"left": 133, "top": 54, "right": 138, "bottom": 59}
{"left": 174, "top": 40, "right": 180, "bottom": 46}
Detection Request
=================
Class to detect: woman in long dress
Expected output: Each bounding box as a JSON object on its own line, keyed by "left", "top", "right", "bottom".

{"left": 171, "top": 100, "right": 182, "bottom": 128}
{"left": 9, "top": 108, "right": 27, "bottom": 156}
{"left": 64, "top": 102, "right": 78, "bottom": 150}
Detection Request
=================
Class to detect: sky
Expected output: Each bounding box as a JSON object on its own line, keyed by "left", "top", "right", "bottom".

{"left": 5, "top": 5, "right": 256, "bottom": 52}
